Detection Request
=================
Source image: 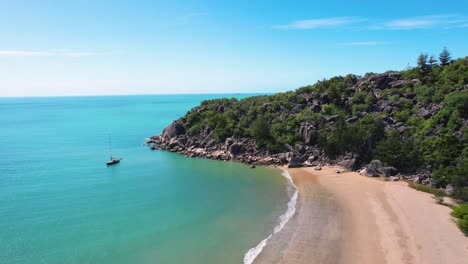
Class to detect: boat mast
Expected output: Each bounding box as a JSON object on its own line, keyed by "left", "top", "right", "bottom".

{"left": 108, "top": 134, "right": 113, "bottom": 159}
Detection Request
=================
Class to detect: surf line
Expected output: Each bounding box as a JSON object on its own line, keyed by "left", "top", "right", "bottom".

{"left": 243, "top": 168, "right": 298, "bottom": 264}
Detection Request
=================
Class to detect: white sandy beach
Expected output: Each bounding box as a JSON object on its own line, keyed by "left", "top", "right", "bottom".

{"left": 254, "top": 166, "right": 468, "bottom": 264}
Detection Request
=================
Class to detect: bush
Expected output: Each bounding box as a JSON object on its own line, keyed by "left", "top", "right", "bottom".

{"left": 408, "top": 182, "right": 446, "bottom": 197}
{"left": 352, "top": 104, "right": 368, "bottom": 115}
{"left": 250, "top": 115, "right": 272, "bottom": 148}
{"left": 394, "top": 110, "right": 411, "bottom": 122}
{"left": 434, "top": 195, "right": 444, "bottom": 204}
{"left": 451, "top": 204, "right": 468, "bottom": 234}
{"left": 414, "top": 85, "right": 435, "bottom": 105}
{"left": 389, "top": 94, "right": 400, "bottom": 104}
{"left": 451, "top": 204, "right": 468, "bottom": 218}
{"left": 376, "top": 130, "right": 420, "bottom": 170}
{"left": 454, "top": 187, "right": 468, "bottom": 202}
{"left": 458, "top": 215, "right": 468, "bottom": 234}
{"left": 323, "top": 104, "right": 346, "bottom": 116}
{"left": 352, "top": 91, "right": 367, "bottom": 104}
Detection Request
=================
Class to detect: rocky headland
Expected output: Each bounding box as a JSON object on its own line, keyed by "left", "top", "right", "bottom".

{"left": 147, "top": 57, "right": 467, "bottom": 195}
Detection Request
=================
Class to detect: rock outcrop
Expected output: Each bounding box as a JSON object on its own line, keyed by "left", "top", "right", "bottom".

{"left": 365, "top": 160, "right": 385, "bottom": 177}
{"left": 146, "top": 65, "right": 466, "bottom": 190}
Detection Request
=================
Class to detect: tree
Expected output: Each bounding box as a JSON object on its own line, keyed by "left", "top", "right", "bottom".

{"left": 251, "top": 115, "right": 271, "bottom": 148}
{"left": 439, "top": 47, "right": 451, "bottom": 66}
{"left": 428, "top": 55, "right": 437, "bottom": 67}
{"left": 376, "top": 130, "right": 419, "bottom": 170}
{"left": 417, "top": 53, "right": 430, "bottom": 75}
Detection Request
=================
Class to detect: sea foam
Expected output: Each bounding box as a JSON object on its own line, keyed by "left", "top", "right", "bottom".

{"left": 243, "top": 169, "right": 298, "bottom": 264}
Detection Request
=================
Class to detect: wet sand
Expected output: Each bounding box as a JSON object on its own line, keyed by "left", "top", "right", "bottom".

{"left": 254, "top": 166, "right": 468, "bottom": 264}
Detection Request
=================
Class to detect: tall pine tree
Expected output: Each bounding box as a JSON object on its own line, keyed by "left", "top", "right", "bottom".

{"left": 439, "top": 47, "right": 451, "bottom": 66}
{"left": 417, "top": 53, "right": 430, "bottom": 76}
{"left": 428, "top": 55, "right": 437, "bottom": 67}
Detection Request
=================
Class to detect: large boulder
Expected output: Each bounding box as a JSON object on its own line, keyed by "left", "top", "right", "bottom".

{"left": 310, "top": 104, "right": 322, "bottom": 113}
{"left": 300, "top": 124, "right": 317, "bottom": 145}
{"left": 278, "top": 152, "right": 293, "bottom": 164}
{"left": 383, "top": 166, "right": 398, "bottom": 176}
{"left": 168, "top": 138, "right": 180, "bottom": 149}
{"left": 368, "top": 72, "right": 402, "bottom": 89}
{"left": 205, "top": 139, "right": 215, "bottom": 148}
{"left": 389, "top": 80, "right": 407, "bottom": 88}
{"left": 388, "top": 89, "right": 403, "bottom": 97}
{"left": 161, "top": 122, "right": 186, "bottom": 141}
{"left": 294, "top": 144, "right": 306, "bottom": 154}
{"left": 224, "top": 137, "right": 234, "bottom": 150}
{"left": 445, "top": 184, "right": 454, "bottom": 195}
{"left": 319, "top": 92, "right": 329, "bottom": 104}
{"left": 429, "top": 178, "right": 438, "bottom": 188}
{"left": 288, "top": 156, "right": 303, "bottom": 168}
{"left": 284, "top": 144, "right": 293, "bottom": 152}
{"left": 338, "top": 158, "right": 357, "bottom": 171}
{"left": 417, "top": 108, "right": 430, "bottom": 119}
{"left": 366, "top": 160, "right": 385, "bottom": 176}
{"left": 229, "top": 143, "right": 245, "bottom": 156}
{"left": 176, "top": 138, "right": 186, "bottom": 148}
{"left": 307, "top": 155, "right": 319, "bottom": 163}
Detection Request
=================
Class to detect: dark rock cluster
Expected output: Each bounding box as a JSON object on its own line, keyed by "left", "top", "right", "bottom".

{"left": 150, "top": 128, "right": 320, "bottom": 166}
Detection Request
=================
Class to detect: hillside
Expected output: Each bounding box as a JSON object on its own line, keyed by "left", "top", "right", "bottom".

{"left": 148, "top": 56, "right": 468, "bottom": 200}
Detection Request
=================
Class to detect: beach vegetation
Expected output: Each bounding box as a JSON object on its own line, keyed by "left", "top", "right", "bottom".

{"left": 451, "top": 204, "right": 468, "bottom": 234}
{"left": 408, "top": 182, "right": 446, "bottom": 197}
{"left": 434, "top": 195, "right": 444, "bottom": 205}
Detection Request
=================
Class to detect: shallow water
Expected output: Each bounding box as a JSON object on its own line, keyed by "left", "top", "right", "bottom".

{"left": 0, "top": 95, "right": 290, "bottom": 264}
{"left": 254, "top": 170, "right": 342, "bottom": 264}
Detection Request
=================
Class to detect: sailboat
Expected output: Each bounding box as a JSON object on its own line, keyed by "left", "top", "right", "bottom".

{"left": 106, "top": 135, "right": 122, "bottom": 166}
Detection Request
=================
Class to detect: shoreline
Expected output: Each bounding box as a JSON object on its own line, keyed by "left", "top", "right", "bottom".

{"left": 252, "top": 166, "right": 468, "bottom": 264}
{"left": 244, "top": 168, "right": 298, "bottom": 264}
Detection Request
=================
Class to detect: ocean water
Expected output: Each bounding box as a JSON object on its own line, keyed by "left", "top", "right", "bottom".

{"left": 0, "top": 95, "right": 291, "bottom": 264}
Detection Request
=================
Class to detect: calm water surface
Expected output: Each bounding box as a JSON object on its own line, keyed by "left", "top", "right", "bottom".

{"left": 0, "top": 95, "right": 289, "bottom": 264}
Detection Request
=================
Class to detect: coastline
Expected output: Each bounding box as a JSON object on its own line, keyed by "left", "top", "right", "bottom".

{"left": 244, "top": 168, "right": 298, "bottom": 264}
{"left": 252, "top": 166, "right": 468, "bottom": 264}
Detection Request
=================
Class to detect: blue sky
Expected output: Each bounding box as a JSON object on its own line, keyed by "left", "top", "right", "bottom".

{"left": 0, "top": 0, "right": 467, "bottom": 97}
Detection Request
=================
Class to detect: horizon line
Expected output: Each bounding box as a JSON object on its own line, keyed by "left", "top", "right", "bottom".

{"left": 0, "top": 91, "right": 276, "bottom": 99}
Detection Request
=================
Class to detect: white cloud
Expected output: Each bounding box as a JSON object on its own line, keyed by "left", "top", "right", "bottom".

{"left": 60, "top": 51, "right": 105, "bottom": 57}
{"left": 0, "top": 50, "right": 106, "bottom": 57}
{"left": 274, "top": 17, "right": 362, "bottom": 29}
{"left": 275, "top": 15, "right": 468, "bottom": 31}
{"left": 383, "top": 15, "right": 467, "bottom": 30}
{"left": 0, "top": 50, "right": 53, "bottom": 56}
{"left": 339, "top": 41, "right": 389, "bottom": 46}
{"left": 386, "top": 19, "right": 434, "bottom": 29}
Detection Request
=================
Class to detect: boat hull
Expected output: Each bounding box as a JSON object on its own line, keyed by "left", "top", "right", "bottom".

{"left": 106, "top": 159, "right": 120, "bottom": 166}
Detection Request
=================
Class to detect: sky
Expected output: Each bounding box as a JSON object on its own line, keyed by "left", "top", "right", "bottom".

{"left": 0, "top": 0, "right": 467, "bottom": 97}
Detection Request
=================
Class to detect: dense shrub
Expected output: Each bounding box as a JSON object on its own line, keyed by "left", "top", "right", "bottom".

{"left": 376, "top": 130, "right": 420, "bottom": 171}
{"left": 451, "top": 204, "right": 468, "bottom": 234}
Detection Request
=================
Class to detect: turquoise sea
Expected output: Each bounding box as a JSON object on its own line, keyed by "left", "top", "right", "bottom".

{"left": 0, "top": 95, "right": 291, "bottom": 264}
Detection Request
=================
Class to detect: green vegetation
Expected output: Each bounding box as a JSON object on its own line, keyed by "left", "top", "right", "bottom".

{"left": 451, "top": 204, "right": 468, "bottom": 234}
{"left": 178, "top": 51, "right": 467, "bottom": 198}
{"left": 439, "top": 47, "right": 452, "bottom": 66}
{"left": 408, "top": 182, "right": 446, "bottom": 197}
